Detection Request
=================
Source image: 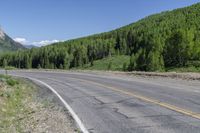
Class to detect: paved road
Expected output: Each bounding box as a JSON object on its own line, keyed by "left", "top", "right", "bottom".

{"left": 1, "top": 70, "right": 200, "bottom": 133}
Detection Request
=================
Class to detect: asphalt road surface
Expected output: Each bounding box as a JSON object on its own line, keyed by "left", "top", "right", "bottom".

{"left": 1, "top": 70, "right": 200, "bottom": 133}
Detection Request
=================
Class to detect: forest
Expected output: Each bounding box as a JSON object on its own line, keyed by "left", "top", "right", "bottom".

{"left": 1, "top": 3, "right": 200, "bottom": 71}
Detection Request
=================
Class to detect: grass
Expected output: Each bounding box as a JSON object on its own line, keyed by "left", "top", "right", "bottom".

{"left": 75, "top": 55, "right": 130, "bottom": 71}
{"left": 0, "top": 74, "right": 35, "bottom": 133}
{"left": 0, "top": 75, "right": 78, "bottom": 133}
{"left": 4, "top": 66, "right": 16, "bottom": 70}
{"left": 6, "top": 78, "right": 19, "bottom": 86}
{"left": 166, "top": 66, "right": 200, "bottom": 72}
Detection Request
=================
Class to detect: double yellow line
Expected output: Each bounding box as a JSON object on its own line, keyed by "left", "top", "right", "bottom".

{"left": 73, "top": 77, "right": 200, "bottom": 120}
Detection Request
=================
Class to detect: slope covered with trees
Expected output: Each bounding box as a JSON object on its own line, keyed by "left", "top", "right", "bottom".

{"left": 1, "top": 3, "right": 200, "bottom": 71}
{"left": 0, "top": 28, "right": 25, "bottom": 52}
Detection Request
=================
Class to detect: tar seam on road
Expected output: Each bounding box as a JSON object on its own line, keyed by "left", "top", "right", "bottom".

{"left": 66, "top": 77, "right": 200, "bottom": 121}
{"left": 10, "top": 74, "right": 89, "bottom": 133}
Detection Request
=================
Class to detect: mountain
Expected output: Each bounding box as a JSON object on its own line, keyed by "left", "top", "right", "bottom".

{"left": 24, "top": 45, "right": 38, "bottom": 49}
{"left": 0, "top": 28, "right": 25, "bottom": 52}
{"left": 0, "top": 3, "right": 200, "bottom": 71}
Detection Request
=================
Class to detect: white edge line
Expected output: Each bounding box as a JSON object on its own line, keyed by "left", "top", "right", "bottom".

{"left": 10, "top": 74, "right": 89, "bottom": 133}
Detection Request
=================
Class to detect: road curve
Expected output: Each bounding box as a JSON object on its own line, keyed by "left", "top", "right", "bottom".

{"left": 1, "top": 70, "right": 200, "bottom": 133}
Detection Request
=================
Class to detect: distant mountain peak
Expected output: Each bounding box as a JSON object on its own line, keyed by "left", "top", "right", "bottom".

{"left": 24, "top": 44, "right": 38, "bottom": 49}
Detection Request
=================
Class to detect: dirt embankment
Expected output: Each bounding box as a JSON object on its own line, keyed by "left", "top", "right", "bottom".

{"left": 120, "top": 71, "right": 200, "bottom": 80}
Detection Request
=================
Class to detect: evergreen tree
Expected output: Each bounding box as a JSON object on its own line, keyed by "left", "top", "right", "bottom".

{"left": 3, "top": 59, "right": 7, "bottom": 68}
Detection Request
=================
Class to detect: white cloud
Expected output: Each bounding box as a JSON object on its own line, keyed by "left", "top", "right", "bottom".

{"left": 14, "top": 37, "right": 62, "bottom": 47}
{"left": 31, "top": 40, "right": 60, "bottom": 46}
{"left": 14, "top": 37, "right": 28, "bottom": 45}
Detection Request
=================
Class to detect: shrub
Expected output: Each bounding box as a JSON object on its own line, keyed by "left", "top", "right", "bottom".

{"left": 6, "top": 79, "right": 19, "bottom": 86}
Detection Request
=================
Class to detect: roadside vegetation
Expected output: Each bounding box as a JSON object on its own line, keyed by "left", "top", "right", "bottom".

{"left": 0, "top": 75, "right": 23, "bottom": 132}
{"left": 74, "top": 55, "right": 130, "bottom": 71}
{"left": 0, "top": 75, "right": 77, "bottom": 133}
{"left": 0, "top": 3, "right": 200, "bottom": 72}
{"left": 166, "top": 66, "right": 200, "bottom": 72}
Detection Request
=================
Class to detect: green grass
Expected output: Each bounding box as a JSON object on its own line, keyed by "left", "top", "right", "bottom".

{"left": 76, "top": 55, "right": 130, "bottom": 71}
{"left": 6, "top": 78, "right": 19, "bottom": 86}
{"left": 0, "top": 75, "right": 35, "bottom": 133}
{"left": 5, "top": 66, "right": 16, "bottom": 70}
{"left": 166, "top": 66, "right": 200, "bottom": 72}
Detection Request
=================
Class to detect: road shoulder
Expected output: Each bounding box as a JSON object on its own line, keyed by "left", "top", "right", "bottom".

{"left": 0, "top": 74, "right": 78, "bottom": 133}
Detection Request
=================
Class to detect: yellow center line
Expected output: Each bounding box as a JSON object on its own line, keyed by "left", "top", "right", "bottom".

{"left": 70, "top": 77, "right": 200, "bottom": 120}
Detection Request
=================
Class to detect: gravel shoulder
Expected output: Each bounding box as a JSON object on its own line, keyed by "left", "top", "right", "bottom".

{"left": 67, "top": 70, "right": 200, "bottom": 81}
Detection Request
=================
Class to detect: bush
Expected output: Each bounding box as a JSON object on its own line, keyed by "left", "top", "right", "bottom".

{"left": 6, "top": 79, "right": 19, "bottom": 86}
{"left": 187, "top": 61, "right": 200, "bottom": 67}
{"left": 107, "top": 62, "right": 112, "bottom": 70}
{"left": 123, "top": 62, "right": 127, "bottom": 71}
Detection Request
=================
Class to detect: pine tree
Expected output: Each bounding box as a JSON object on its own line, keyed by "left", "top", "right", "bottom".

{"left": 3, "top": 59, "right": 7, "bottom": 68}
{"left": 128, "top": 54, "right": 137, "bottom": 71}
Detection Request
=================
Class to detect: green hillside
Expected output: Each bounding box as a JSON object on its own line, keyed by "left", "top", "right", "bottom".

{"left": 0, "top": 28, "right": 25, "bottom": 52}
{"left": 1, "top": 3, "right": 200, "bottom": 71}
{"left": 74, "top": 55, "right": 130, "bottom": 71}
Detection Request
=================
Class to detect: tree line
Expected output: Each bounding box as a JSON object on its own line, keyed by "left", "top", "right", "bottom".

{"left": 0, "top": 3, "right": 200, "bottom": 71}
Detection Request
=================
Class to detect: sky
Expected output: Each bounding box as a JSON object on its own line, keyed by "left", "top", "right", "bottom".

{"left": 0, "top": 0, "right": 199, "bottom": 46}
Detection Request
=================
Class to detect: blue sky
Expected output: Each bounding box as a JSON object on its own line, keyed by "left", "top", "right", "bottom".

{"left": 0, "top": 0, "right": 199, "bottom": 46}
